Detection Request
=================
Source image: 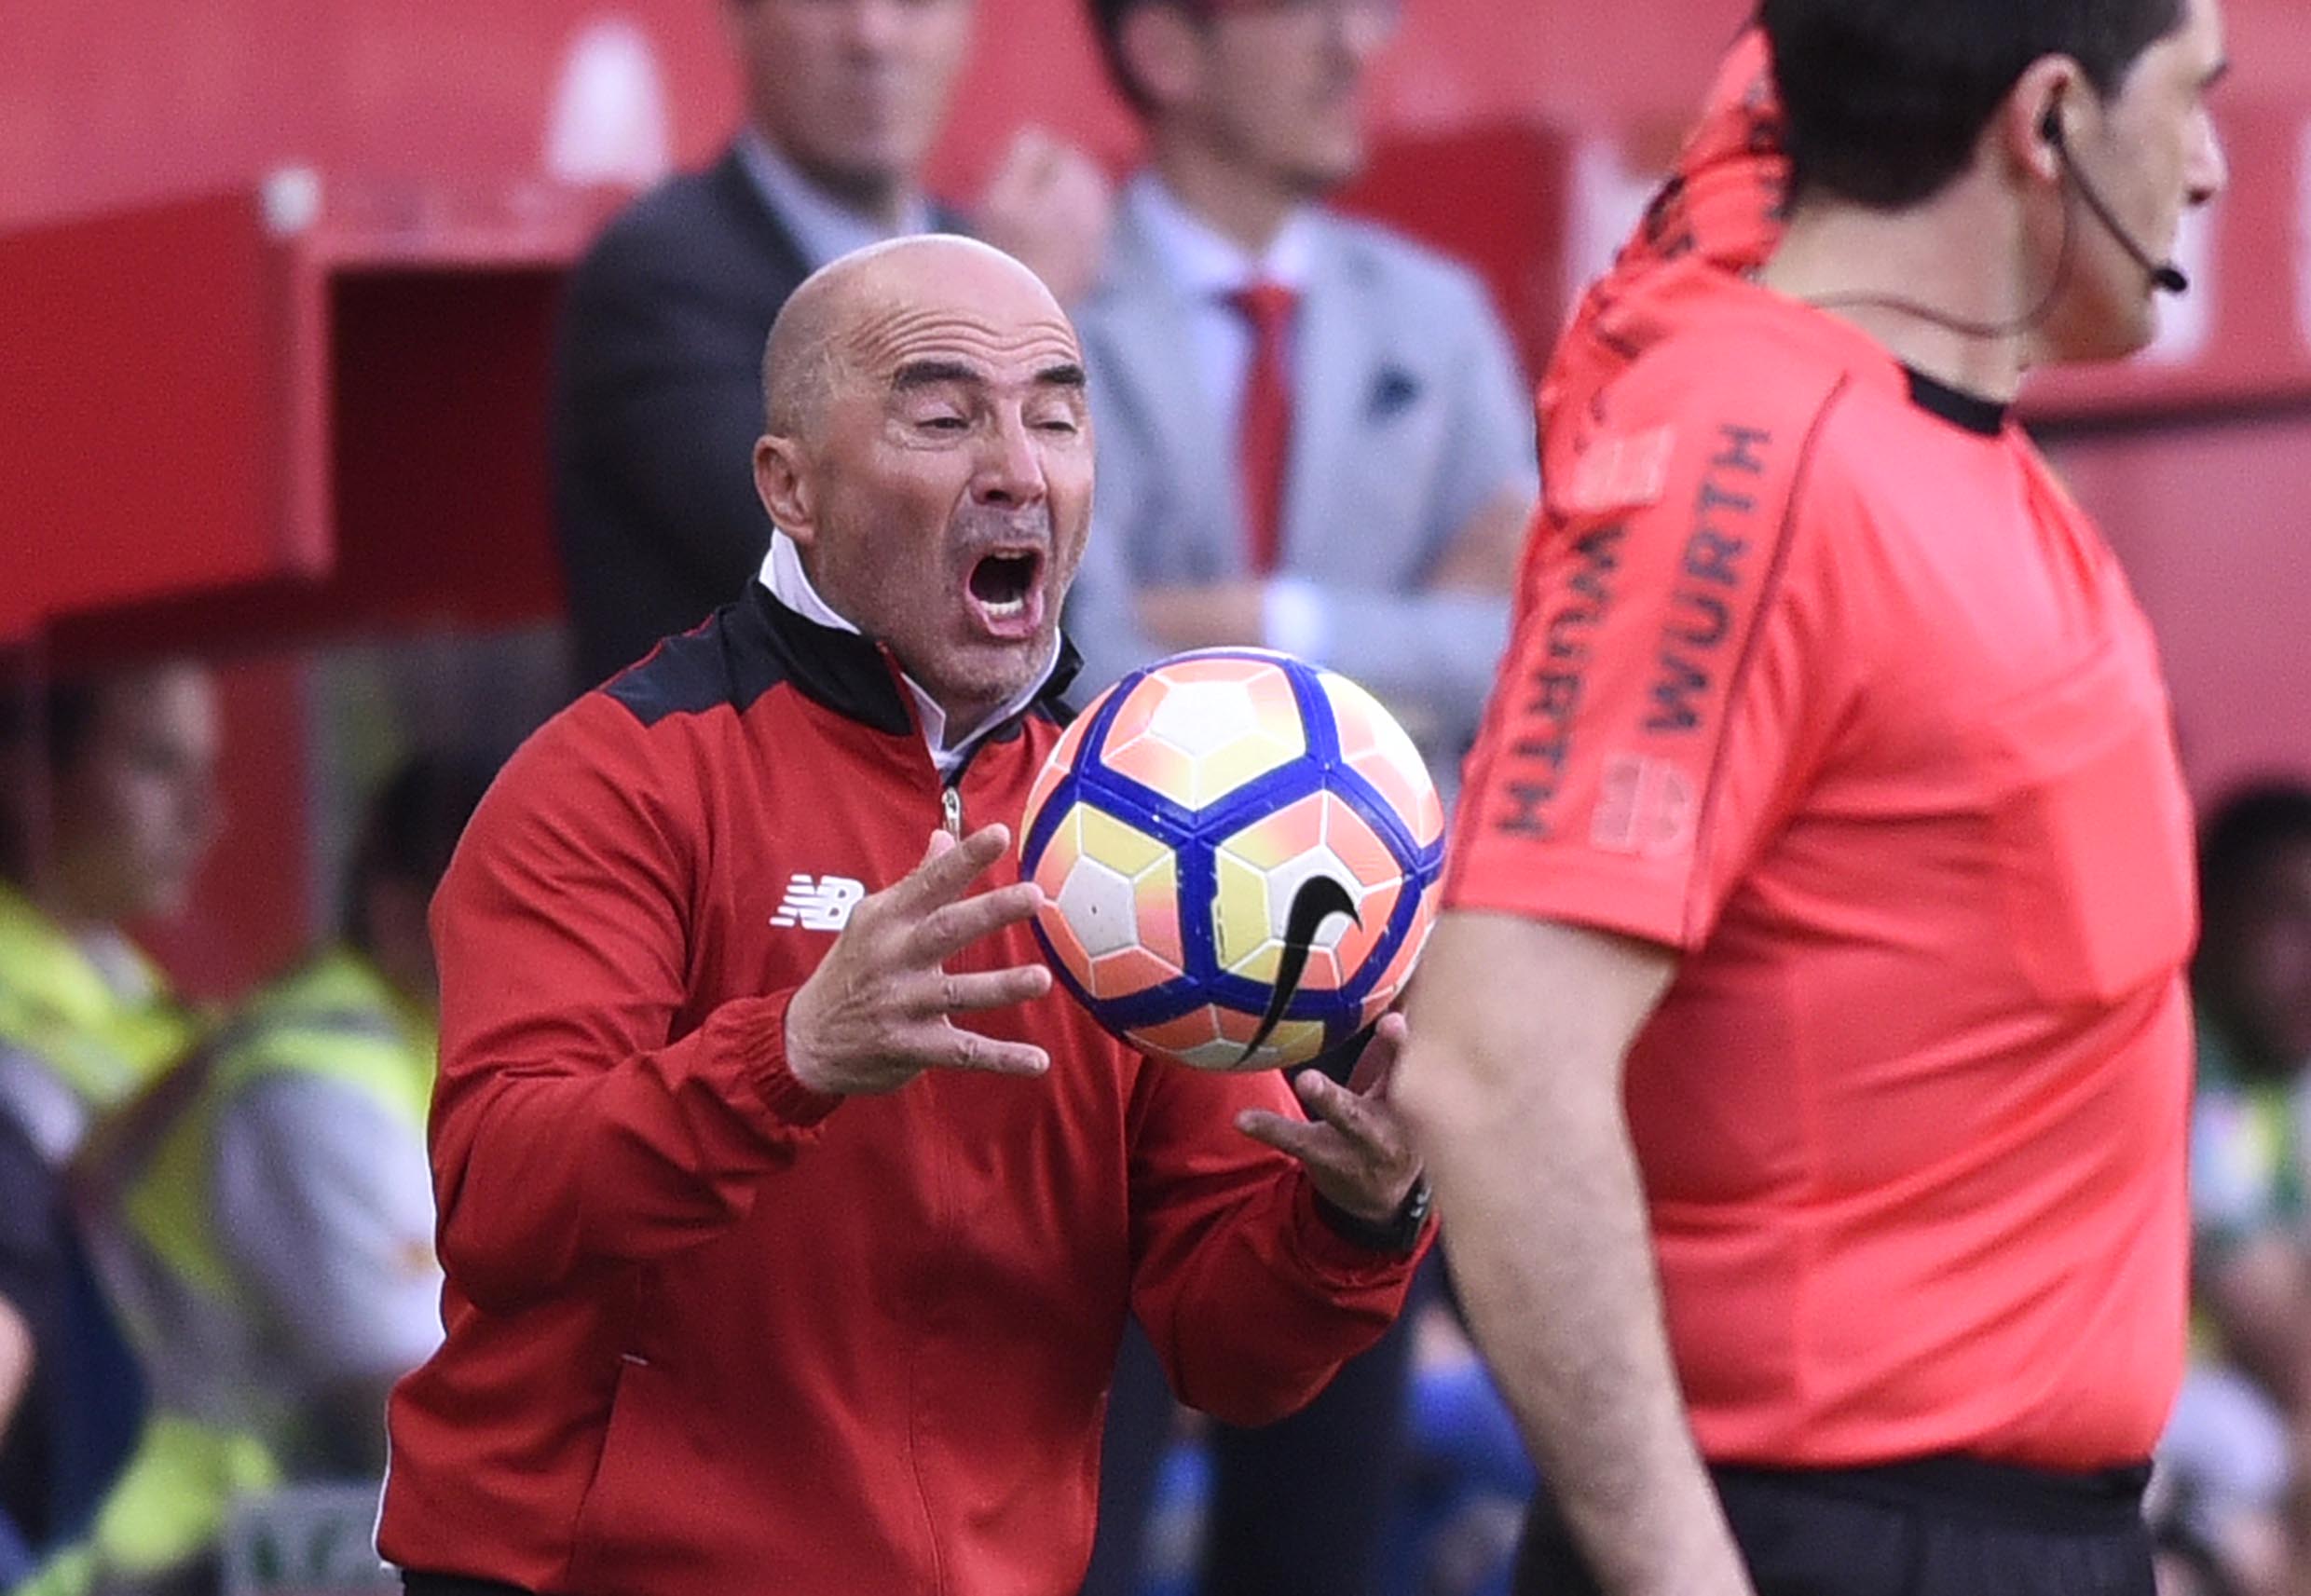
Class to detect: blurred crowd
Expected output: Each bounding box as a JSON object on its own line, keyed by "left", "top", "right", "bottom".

{"left": 0, "top": 0, "right": 2300, "bottom": 1593}
{"left": 2158, "top": 784, "right": 2311, "bottom": 1596}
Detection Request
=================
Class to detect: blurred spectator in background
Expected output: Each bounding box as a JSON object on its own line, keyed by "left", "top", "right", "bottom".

{"left": 0, "top": 665, "right": 218, "bottom": 1166}
{"left": 64, "top": 751, "right": 491, "bottom": 1590}
{"left": 554, "top": 0, "right": 1114, "bottom": 688}
{"left": 92, "top": 753, "right": 489, "bottom": 1453}
{"left": 2189, "top": 784, "right": 2311, "bottom": 1406}
{"left": 2163, "top": 781, "right": 2311, "bottom": 1596}
{"left": 0, "top": 1096, "right": 145, "bottom": 1589}
{"left": 199, "top": 751, "right": 485, "bottom": 1474}
{"left": 1063, "top": 0, "right": 1536, "bottom": 740}
{"left": 1065, "top": 0, "right": 1536, "bottom": 1591}
{"left": 0, "top": 664, "right": 218, "bottom": 1593}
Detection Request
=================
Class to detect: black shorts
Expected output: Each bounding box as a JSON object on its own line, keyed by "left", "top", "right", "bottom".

{"left": 1513, "top": 1454, "right": 2154, "bottom": 1596}
{"left": 403, "top": 1576, "right": 533, "bottom": 1596}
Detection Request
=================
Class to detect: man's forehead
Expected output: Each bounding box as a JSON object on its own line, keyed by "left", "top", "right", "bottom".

{"left": 2168, "top": 0, "right": 2226, "bottom": 66}
{"left": 845, "top": 299, "right": 1083, "bottom": 380}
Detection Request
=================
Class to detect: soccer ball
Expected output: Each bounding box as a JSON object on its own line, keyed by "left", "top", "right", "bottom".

{"left": 1019, "top": 649, "right": 1444, "bottom": 1071}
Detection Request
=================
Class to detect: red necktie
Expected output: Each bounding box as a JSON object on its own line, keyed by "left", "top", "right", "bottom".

{"left": 1227, "top": 281, "right": 1298, "bottom": 577}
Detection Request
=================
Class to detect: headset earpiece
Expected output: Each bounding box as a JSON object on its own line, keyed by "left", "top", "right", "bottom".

{"left": 2038, "top": 92, "right": 2193, "bottom": 296}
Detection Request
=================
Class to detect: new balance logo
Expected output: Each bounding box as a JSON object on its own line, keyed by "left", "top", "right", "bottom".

{"left": 770, "top": 874, "right": 867, "bottom": 932}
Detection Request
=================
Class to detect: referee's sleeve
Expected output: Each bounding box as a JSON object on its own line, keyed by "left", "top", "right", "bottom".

{"left": 1448, "top": 369, "right": 1850, "bottom": 950}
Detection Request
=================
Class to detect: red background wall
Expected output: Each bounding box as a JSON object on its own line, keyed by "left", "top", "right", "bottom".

{"left": 8, "top": 0, "right": 2307, "bottom": 231}
{"left": 2, "top": 0, "right": 1744, "bottom": 229}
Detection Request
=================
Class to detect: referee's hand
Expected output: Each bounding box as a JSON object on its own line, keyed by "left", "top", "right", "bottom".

{"left": 785, "top": 825, "right": 1055, "bottom": 1097}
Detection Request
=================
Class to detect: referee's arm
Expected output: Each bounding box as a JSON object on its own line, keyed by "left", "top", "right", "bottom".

{"left": 1398, "top": 914, "right": 1753, "bottom": 1596}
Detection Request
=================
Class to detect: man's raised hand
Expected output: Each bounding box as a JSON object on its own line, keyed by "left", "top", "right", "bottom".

{"left": 784, "top": 825, "right": 1055, "bottom": 1096}
{"left": 1234, "top": 1014, "right": 1424, "bottom": 1223}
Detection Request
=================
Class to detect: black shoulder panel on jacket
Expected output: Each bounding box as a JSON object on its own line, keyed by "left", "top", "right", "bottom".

{"left": 605, "top": 599, "right": 790, "bottom": 727}
{"left": 607, "top": 587, "right": 1080, "bottom": 738}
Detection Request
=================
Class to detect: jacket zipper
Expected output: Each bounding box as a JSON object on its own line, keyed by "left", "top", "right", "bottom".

{"left": 928, "top": 766, "right": 965, "bottom": 1594}
{"left": 942, "top": 725, "right": 1006, "bottom": 839}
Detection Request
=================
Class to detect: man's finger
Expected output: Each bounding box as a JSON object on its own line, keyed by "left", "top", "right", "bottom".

{"left": 1234, "top": 1107, "right": 1335, "bottom": 1165}
{"left": 1292, "top": 1071, "right": 1388, "bottom": 1152}
{"left": 896, "top": 823, "right": 1011, "bottom": 910}
{"left": 936, "top": 964, "right": 1054, "bottom": 1014}
{"left": 933, "top": 1028, "right": 1050, "bottom": 1077}
{"left": 1346, "top": 1012, "right": 1409, "bottom": 1098}
{"left": 908, "top": 881, "right": 1046, "bottom": 964}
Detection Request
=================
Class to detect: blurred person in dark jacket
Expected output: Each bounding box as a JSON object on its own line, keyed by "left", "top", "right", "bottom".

{"left": 554, "top": 0, "right": 1114, "bottom": 688}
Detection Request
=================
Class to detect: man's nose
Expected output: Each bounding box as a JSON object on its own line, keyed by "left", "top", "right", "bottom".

{"left": 2187, "top": 113, "right": 2229, "bottom": 208}
{"left": 845, "top": 0, "right": 905, "bottom": 54}
{"left": 972, "top": 414, "right": 1047, "bottom": 508}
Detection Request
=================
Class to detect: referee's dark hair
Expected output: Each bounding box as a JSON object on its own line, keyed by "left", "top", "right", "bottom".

{"left": 1760, "top": 0, "right": 2186, "bottom": 209}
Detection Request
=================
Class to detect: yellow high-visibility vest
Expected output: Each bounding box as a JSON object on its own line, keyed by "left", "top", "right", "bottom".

{"left": 0, "top": 885, "right": 192, "bottom": 1112}
{"left": 121, "top": 948, "right": 434, "bottom": 1308}
{"left": 0, "top": 886, "right": 215, "bottom": 1594}
{"left": 56, "top": 948, "right": 436, "bottom": 1596}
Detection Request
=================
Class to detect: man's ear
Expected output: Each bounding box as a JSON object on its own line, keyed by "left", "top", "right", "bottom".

{"left": 1120, "top": 3, "right": 1207, "bottom": 115}
{"left": 755, "top": 433, "right": 816, "bottom": 546}
{"left": 718, "top": 0, "right": 758, "bottom": 62}
{"left": 2002, "top": 54, "right": 2088, "bottom": 188}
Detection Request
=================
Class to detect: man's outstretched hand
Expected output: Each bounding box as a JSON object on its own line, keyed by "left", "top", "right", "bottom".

{"left": 785, "top": 825, "right": 1055, "bottom": 1097}
{"left": 1235, "top": 1014, "right": 1424, "bottom": 1224}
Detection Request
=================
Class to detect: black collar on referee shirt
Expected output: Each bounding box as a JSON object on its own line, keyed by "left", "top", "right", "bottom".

{"left": 1904, "top": 366, "right": 2011, "bottom": 438}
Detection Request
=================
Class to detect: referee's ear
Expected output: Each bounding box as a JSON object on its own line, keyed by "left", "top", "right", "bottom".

{"left": 2001, "top": 53, "right": 2087, "bottom": 192}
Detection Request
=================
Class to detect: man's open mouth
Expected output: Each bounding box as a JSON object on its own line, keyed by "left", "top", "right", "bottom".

{"left": 965, "top": 548, "right": 1046, "bottom": 633}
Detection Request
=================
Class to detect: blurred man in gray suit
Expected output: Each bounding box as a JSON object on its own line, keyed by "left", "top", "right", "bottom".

{"left": 1070, "top": 1, "right": 1536, "bottom": 1592}
{"left": 1065, "top": 0, "right": 1536, "bottom": 746}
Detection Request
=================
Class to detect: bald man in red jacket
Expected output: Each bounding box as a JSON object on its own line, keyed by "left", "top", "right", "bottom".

{"left": 378, "top": 236, "right": 1432, "bottom": 1596}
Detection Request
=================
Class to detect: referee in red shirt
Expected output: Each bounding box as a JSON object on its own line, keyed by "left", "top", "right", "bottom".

{"left": 1399, "top": 2, "right": 2230, "bottom": 1594}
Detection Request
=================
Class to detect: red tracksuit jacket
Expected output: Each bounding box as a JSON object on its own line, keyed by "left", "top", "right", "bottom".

{"left": 378, "top": 591, "right": 1424, "bottom": 1595}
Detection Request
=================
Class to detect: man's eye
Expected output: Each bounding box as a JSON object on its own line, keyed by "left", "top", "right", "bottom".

{"left": 917, "top": 414, "right": 969, "bottom": 432}
{"left": 1035, "top": 416, "right": 1080, "bottom": 434}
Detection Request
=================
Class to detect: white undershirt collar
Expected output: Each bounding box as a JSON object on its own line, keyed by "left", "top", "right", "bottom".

{"left": 759, "top": 533, "right": 1060, "bottom": 778}
{"left": 1128, "top": 171, "right": 1320, "bottom": 301}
